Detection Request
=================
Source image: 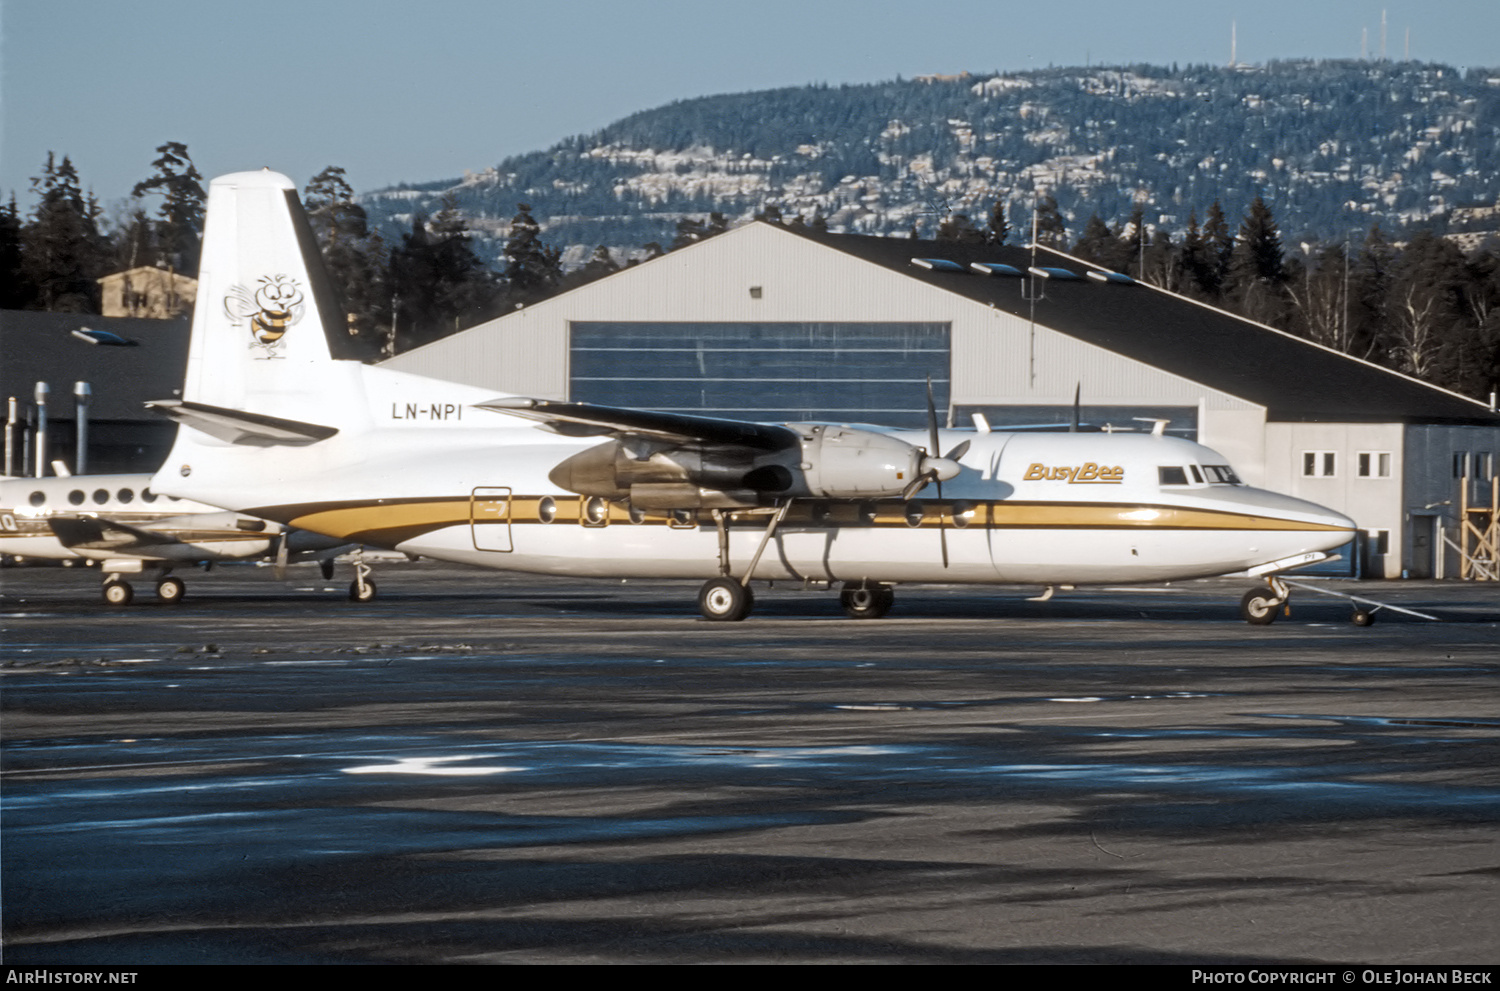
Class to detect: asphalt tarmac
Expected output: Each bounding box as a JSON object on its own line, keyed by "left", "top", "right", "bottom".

{"left": 3, "top": 562, "right": 1498, "bottom": 965}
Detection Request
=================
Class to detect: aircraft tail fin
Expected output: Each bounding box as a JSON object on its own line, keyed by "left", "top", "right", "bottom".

{"left": 177, "top": 169, "right": 378, "bottom": 416}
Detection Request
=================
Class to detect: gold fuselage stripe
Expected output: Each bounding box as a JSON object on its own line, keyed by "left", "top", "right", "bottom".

{"left": 267, "top": 495, "right": 1351, "bottom": 546}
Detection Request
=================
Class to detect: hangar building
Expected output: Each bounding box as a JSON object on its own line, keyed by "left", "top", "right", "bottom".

{"left": 383, "top": 223, "right": 1500, "bottom": 580}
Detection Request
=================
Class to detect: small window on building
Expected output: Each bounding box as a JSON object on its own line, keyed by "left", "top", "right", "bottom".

{"left": 1158, "top": 466, "right": 1188, "bottom": 485}
{"left": 1357, "top": 452, "right": 1392, "bottom": 478}
{"left": 1454, "top": 452, "right": 1471, "bottom": 479}
{"left": 1474, "top": 452, "right": 1492, "bottom": 480}
{"left": 1303, "top": 452, "right": 1336, "bottom": 477}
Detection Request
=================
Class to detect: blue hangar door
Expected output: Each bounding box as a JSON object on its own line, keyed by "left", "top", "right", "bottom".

{"left": 568, "top": 322, "right": 952, "bottom": 429}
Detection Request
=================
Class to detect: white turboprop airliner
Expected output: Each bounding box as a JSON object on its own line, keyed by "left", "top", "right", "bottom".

{"left": 0, "top": 472, "right": 352, "bottom": 604}
{"left": 145, "top": 169, "right": 1361, "bottom": 623}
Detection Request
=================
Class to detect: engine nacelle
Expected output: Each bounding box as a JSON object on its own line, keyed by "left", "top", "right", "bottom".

{"left": 792, "top": 425, "right": 924, "bottom": 498}
{"left": 547, "top": 425, "right": 938, "bottom": 509}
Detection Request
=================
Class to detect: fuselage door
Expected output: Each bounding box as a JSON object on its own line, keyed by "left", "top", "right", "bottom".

{"left": 470, "top": 487, "right": 513, "bottom": 552}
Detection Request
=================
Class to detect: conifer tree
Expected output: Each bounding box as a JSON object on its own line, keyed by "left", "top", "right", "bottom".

{"left": 1032, "top": 194, "right": 1067, "bottom": 248}
{"left": 21, "top": 154, "right": 108, "bottom": 312}
{"left": 0, "top": 194, "right": 27, "bottom": 309}
{"left": 984, "top": 198, "right": 1011, "bottom": 245}
{"left": 502, "top": 202, "right": 561, "bottom": 305}
{"left": 130, "top": 142, "right": 205, "bottom": 274}
{"left": 1224, "top": 196, "right": 1288, "bottom": 326}
{"left": 303, "top": 167, "right": 387, "bottom": 349}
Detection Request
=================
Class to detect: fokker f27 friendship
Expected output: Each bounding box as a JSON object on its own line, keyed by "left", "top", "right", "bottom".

{"left": 147, "top": 169, "right": 1365, "bottom": 624}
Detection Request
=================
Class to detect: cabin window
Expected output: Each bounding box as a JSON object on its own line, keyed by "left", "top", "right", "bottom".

{"left": 117, "top": 489, "right": 134, "bottom": 503}
{"left": 1158, "top": 466, "right": 1188, "bottom": 486}
{"left": 142, "top": 489, "right": 158, "bottom": 503}
{"left": 904, "top": 501, "right": 926, "bottom": 527}
{"left": 537, "top": 496, "right": 557, "bottom": 523}
{"left": 583, "top": 496, "right": 609, "bottom": 526}
{"left": 858, "top": 501, "right": 878, "bottom": 525}
{"left": 1302, "top": 452, "right": 1337, "bottom": 477}
{"left": 627, "top": 503, "right": 647, "bottom": 525}
{"left": 950, "top": 502, "right": 974, "bottom": 528}
{"left": 68, "top": 490, "right": 85, "bottom": 505}
{"left": 93, "top": 489, "right": 109, "bottom": 504}
{"left": 1357, "top": 452, "right": 1391, "bottom": 478}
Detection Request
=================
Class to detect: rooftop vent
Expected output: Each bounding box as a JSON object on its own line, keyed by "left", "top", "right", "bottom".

{"left": 1086, "top": 270, "right": 1136, "bottom": 285}
{"left": 911, "top": 258, "right": 968, "bottom": 272}
{"left": 969, "top": 262, "right": 1025, "bottom": 277}
{"left": 1027, "top": 266, "right": 1081, "bottom": 280}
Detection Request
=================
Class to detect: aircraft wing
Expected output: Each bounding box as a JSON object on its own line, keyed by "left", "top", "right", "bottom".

{"left": 48, "top": 515, "right": 168, "bottom": 552}
{"left": 477, "top": 398, "right": 800, "bottom": 451}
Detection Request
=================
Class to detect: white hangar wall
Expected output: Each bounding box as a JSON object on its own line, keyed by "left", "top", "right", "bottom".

{"left": 385, "top": 221, "right": 1259, "bottom": 443}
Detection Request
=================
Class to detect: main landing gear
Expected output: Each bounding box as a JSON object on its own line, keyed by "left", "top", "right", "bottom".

{"left": 840, "top": 582, "right": 894, "bottom": 619}
{"left": 102, "top": 573, "right": 185, "bottom": 606}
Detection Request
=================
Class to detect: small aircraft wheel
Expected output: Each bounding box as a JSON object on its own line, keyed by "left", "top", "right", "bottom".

{"left": 349, "top": 578, "right": 378, "bottom": 602}
{"left": 156, "top": 577, "right": 186, "bottom": 604}
{"left": 1240, "top": 588, "right": 1280, "bottom": 625}
{"left": 840, "top": 582, "right": 894, "bottom": 619}
{"left": 1351, "top": 608, "right": 1375, "bottom": 627}
{"left": 698, "top": 577, "right": 753, "bottom": 621}
{"left": 102, "top": 580, "right": 134, "bottom": 607}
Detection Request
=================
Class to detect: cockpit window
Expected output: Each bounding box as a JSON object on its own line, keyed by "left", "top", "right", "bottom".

{"left": 1188, "top": 465, "right": 1204, "bottom": 484}
{"left": 1202, "top": 465, "right": 1242, "bottom": 485}
{"left": 1158, "top": 466, "right": 1188, "bottom": 485}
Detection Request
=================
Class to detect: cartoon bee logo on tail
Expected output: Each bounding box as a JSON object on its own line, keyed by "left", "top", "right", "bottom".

{"left": 224, "top": 275, "right": 306, "bottom": 358}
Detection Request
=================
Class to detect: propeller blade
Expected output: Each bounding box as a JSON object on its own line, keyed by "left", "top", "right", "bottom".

{"left": 944, "top": 438, "right": 971, "bottom": 462}
{"left": 925, "top": 376, "right": 941, "bottom": 468}
{"left": 936, "top": 478, "right": 950, "bottom": 568}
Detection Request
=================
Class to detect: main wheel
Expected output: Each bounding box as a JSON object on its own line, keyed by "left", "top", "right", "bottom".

{"left": 1240, "top": 588, "right": 1280, "bottom": 625}
{"left": 156, "top": 576, "right": 186, "bottom": 604}
{"left": 1351, "top": 608, "right": 1375, "bottom": 627}
{"left": 840, "top": 582, "right": 894, "bottom": 619}
{"left": 698, "top": 578, "right": 753, "bottom": 621}
{"left": 102, "top": 580, "right": 134, "bottom": 606}
{"left": 349, "top": 578, "right": 378, "bottom": 602}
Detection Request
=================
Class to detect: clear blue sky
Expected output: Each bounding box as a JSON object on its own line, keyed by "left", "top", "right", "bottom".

{"left": 3, "top": 0, "right": 1497, "bottom": 219}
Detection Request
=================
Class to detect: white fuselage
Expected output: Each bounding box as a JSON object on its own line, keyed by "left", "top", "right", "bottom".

{"left": 0, "top": 473, "right": 334, "bottom": 567}
{"left": 155, "top": 398, "right": 1356, "bottom": 587}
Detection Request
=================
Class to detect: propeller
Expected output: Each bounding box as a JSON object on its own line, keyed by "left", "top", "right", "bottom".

{"left": 901, "top": 377, "right": 972, "bottom": 567}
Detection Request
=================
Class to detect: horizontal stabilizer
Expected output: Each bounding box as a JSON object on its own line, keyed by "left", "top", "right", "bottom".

{"left": 148, "top": 400, "right": 338, "bottom": 447}
{"left": 478, "top": 397, "right": 799, "bottom": 451}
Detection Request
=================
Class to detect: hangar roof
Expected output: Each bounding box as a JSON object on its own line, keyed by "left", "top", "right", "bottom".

{"left": 0, "top": 311, "right": 189, "bottom": 422}
{"left": 786, "top": 226, "right": 1500, "bottom": 425}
